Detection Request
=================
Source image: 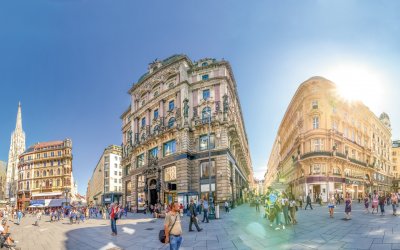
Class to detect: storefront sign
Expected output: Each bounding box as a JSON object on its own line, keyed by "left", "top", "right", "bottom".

{"left": 30, "top": 200, "right": 45, "bottom": 205}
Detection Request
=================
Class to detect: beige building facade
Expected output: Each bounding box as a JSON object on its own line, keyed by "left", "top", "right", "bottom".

{"left": 392, "top": 140, "right": 400, "bottom": 191}
{"left": 86, "top": 145, "right": 122, "bottom": 206}
{"left": 17, "top": 139, "right": 73, "bottom": 210}
{"left": 121, "top": 55, "right": 253, "bottom": 210}
{"left": 264, "top": 77, "right": 393, "bottom": 202}
{"left": 0, "top": 161, "right": 7, "bottom": 201}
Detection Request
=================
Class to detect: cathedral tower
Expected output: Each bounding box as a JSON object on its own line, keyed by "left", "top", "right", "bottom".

{"left": 6, "top": 102, "right": 26, "bottom": 200}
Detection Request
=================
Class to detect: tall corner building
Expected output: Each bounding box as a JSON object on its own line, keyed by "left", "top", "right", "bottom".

{"left": 120, "top": 55, "right": 253, "bottom": 210}
{"left": 17, "top": 139, "right": 73, "bottom": 210}
{"left": 6, "top": 102, "right": 26, "bottom": 202}
{"left": 86, "top": 145, "right": 122, "bottom": 206}
{"left": 264, "top": 77, "right": 393, "bottom": 202}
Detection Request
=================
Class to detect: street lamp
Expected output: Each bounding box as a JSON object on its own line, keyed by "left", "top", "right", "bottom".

{"left": 64, "top": 188, "right": 70, "bottom": 207}
{"left": 204, "top": 101, "right": 213, "bottom": 206}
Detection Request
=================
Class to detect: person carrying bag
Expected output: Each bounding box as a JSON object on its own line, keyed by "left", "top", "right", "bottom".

{"left": 161, "top": 201, "right": 183, "bottom": 250}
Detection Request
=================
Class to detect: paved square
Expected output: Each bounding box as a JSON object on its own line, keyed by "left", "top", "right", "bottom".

{"left": 7, "top": 202, "right": 400, "bottom": 249}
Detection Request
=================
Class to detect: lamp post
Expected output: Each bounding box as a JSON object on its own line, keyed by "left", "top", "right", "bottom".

{"left": 64, "top": 187, "right": 70, "bottom": 207}
{"left": 206, "top": 102, "right": 213, "bottom": 206}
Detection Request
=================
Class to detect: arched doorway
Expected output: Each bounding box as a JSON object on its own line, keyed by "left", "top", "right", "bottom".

{"left": 149, "top": 179, "right": 158, "bottom": 206}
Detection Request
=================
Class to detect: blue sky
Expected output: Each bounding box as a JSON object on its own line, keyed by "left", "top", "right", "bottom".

{"left": 1, "top": 1, "right": 400, "bottom": 194}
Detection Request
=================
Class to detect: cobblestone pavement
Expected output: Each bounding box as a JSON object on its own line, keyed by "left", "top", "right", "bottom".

{"left": 7, "top": 202, "right": 400, "bottom": 249}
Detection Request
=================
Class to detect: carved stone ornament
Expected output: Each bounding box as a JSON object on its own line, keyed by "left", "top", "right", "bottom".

{"left": 183, "top": 98, "right": 189, "bottom": 118}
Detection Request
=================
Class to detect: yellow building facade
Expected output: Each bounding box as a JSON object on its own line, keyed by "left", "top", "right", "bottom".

{"left": 264, "top": 77, "right": 393, "bottom": 201}
{"left": 392, "top": 140, "right": 400, "bottom": 191}
{"left": 17, "top": 139, "right": 73, "bottom": 210}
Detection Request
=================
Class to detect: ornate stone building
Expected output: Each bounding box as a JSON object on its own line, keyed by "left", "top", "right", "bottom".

{"left": 264, "top": 77, "right": 393, "bottom": 201}
{"left": 121, "top": 55, "right": 253, "bottom": 210}
{"left": 6, "top": 102, "right": 26, "bottom": 202}
{"left": 17, "top": 139, "right": 73, "bottom": 210}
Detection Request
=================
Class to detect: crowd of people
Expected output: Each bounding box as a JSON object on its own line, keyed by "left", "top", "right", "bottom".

{"left": 255, "top": 189, "right": 400, "bottom": 231}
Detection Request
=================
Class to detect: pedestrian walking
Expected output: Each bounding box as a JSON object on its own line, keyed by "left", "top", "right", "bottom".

{"left": 372, "top": 190, "right": 379, "bottom": 214}
{"left": 328, "top": 193, "right": 335, "bottom": 218}
{"left": 282, "top": 194, "right": 290, "bottom": 225}
{"left": 201, "top": 197, "right": 209, "bottom": 223}
{"left": 110, "top": 202, "right": 119, "bottom": 236}
{"left": 391, "top": 193, "right": 398, "bottom": 216}
{"left": 304, "top": 193, "right": 313, "bottom": 210}
{"left": 164, "top": 201, "right": 183, "bottom": 250}
{"left": 224, "top": 201, "right": 229, "bottom": 213}
{"left": 16, "top": 210, "right": 22, "bottom": 225}
{"left": 274, "top": 196, "right": 284, "bottom": 230}
{"left": 364, "top": 193, "right": 370, "bottom": 213}
{"left": 35, "top": 209, "right": 42, "bottom": 226}
{"left": 188, "top": 199, "right": 202, "bottom": 232}
{"left": 344, "top": 193, "right": 352, "bottom": 220}
{"left": 289, "top": 195, "right": 297, "bottom": 224}
{"left": 255, "top": 197, "right": 260, "bottom": 212}
{"left": 379, "top": 192, "right": 386, "bottom": 216}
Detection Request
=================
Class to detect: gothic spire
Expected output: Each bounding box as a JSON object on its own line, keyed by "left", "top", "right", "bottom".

{"left": 15, "top": 101, "right": 22, "bottom": 131}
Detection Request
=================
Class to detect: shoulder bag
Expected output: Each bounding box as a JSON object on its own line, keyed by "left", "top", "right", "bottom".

{"left": 159, "top": 214, "right": 178, "bottom": 243}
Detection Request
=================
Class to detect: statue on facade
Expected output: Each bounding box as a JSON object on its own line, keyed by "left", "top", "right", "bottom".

{"left": 223, "top": 94, "right": 229, "bottom": 113}
{"left": 183, "top": 98, "right": 189, "bottom": 126}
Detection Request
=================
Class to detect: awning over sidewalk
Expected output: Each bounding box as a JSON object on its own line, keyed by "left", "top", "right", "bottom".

{"left": 48, "top": 199, "right": 64, "bottom": 207}
{"left": 32, "top": 192, "right": 63, "bottom": 197}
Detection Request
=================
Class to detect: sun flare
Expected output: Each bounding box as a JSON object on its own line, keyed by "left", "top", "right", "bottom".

{"left": 323, "top": 63, "right": 385, "bottom": 111}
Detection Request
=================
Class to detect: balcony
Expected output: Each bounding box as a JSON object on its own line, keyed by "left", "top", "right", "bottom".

{"left": 301, "top": 151, "right": 332, "bottom": 160}
{"left": 349, "top": 157, "right": 367, "bottom": 167}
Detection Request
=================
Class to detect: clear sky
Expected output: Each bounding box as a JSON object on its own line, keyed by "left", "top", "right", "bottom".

{"left": 1, "top": 1, "right": 400, "bottom": 194}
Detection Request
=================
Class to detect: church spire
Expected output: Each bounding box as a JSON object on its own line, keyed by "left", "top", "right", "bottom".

{"left": 15, "top": 101, "right": 22, "bottom": 131}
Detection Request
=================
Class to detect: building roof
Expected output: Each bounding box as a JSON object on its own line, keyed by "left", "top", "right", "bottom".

{"left": 22, "top": 140, "right": 66, "bottom": 155}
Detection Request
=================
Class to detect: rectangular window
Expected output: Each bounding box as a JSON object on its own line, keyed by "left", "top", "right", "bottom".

{"left": 203, "top": 89, "right": 210, "bottom": 100}
{"left": 114, "top": 171, "right": 117, "bottom": 175}
{"left": 163, "top": 140, "right": 176, "bottom": 157}
{"left": 312, "top": 139, "right": 324, "bottom": 151}
{"left": 202, "top": 74, "right": 209, "bottom": 81}
{"left": 114, "top": 179, "right": 117, "bottom": 184}
{"left": 114, "top": 163, "right": 118, "bottom": 168}
{"left": 149, "top": 147, "right": 159, "bottom": 159}
{"left": 199, "top": 134, "right": 215, "bottom": 151}
{"left": 154, "top": 109, "right": 159, "bottom": 119}
{"left": 119, "top": 179, "right": 122, "bottom": 183}
{"left": 58, "top": 151, "right": 61, "bottom": 156}
{"left": 136, "top": 154, "right": 145, "bottom": 168}
{"left": 119, "top": 172, "right": 122, "bottom": 176}
{"left": 313, "top": 116, "right": 319, "bottom": 129}
{"left": 200, "top": 161, "right": 215, "bottom": 179}
{"left": 114, "top": 186, "right": 117, "bottom": 191}
{"left": 44, "top": 153, "right": 47, "bottom": 158}
{"left": 141, "top": 117, "right": 146, "bottom": 127}
{"left": 51, "top": 152, "right": 54, "bottom": 157}
{"left": 169, "top": 100, "right": 175, "bottom": 111}
{"left": 36, "top": 153, "right": 40, "bottom": 159}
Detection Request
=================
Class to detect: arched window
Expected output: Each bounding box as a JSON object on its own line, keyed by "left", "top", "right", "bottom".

{"left": 43, "top": 171, "right": 46, "bottom": 177}
{"left": 36, "top": 171, "right": 39, "bottom": 177}
{"left": 27, "top": 172, "right": 30, "bottom": 179}
{"left": 202, "top": 107, "right": 211, "bottom": 123}
{"left": 45, "top": 180, "right": 49, "bottom": 188}
{"left": 26, "top": 181, "right": 30, "bottom": 190}
{"left": 57, "top": 168, "right": 60, "bottom": 175}
{"left": 168, "top": 117, "right": 175, "bottom": 128}
{"left": 50, "top": 169, "right": 53, "bottom": 176}
{"left": 35, "top": 180, "right": 39, "bottom": 188}
{"left": 57, "top": 179, "right": 60, "bottom": 186}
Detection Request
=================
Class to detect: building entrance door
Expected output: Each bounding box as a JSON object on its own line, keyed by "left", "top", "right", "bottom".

{"left": 150, "top": 189, "right": 158, "bottom": 206}
{"left": 313, "top": 185, "right": 321, "bottom": 202}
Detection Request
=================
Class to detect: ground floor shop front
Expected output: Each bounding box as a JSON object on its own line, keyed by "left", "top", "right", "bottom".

{"left": 124, "top": 151, "right": 249, "bottom": 211}
{"left": 290, "top": 175, "right": 393, "bottom": 202}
